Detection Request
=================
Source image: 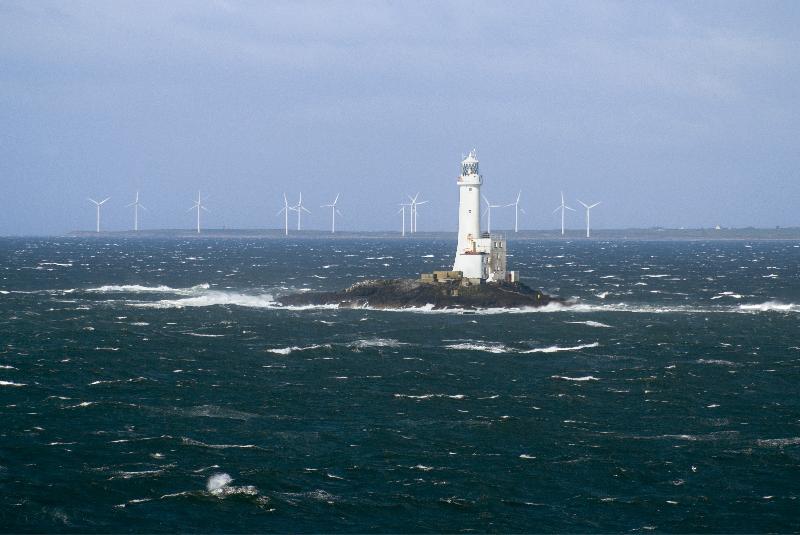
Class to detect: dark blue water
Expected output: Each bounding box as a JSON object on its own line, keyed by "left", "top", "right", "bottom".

{"left": 1, "top": 238, "right": 799, "bottom": 532}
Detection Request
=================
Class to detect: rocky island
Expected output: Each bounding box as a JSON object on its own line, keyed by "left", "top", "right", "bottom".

{"left": 278, "top": 277, "right": 564, "bottom": 310}
{"left": 282, "top": 150, "right": 565, "bottom": 311}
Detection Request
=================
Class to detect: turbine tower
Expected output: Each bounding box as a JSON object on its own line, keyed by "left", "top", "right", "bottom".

{"left": 88, "top": 197, "right": 110, "bottom": 233}
{"left": 510, "top": 190, "right": 524, "bottom": 233}
{"left": 321, "top": 194, "right": 341, "bottom": 233}
{"left": 126, "top": 191, "right": 146, "bottom": 232}
{"left": 397, "top": 203, "right": 410, "bottom": 236}
{"left": 277, "top": 193, "right": 292, "bottom": 235}
{"left": 578, "top": 200, "right": 601, "bottom": 238}
{"left": 481, "top": 194, "right": 505, "bottom": 234}
{"left": 292, "top": 193, "right": 311, "bottom": 231}
{"left": 407, "top": 193, "right": 427, "bottom": 233}
{"left": 412, "top": 195, "right": 429, "bottom": 233}
{"left": 188, "top": 191, "right": 208, "bottom": 233}
{"left": 552, "top": 191, "right": 575, "bottom": 236}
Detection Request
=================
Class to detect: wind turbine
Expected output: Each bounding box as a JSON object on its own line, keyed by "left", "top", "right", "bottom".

{"left": 321, "top": 194, "right": 341, "bottom": 233}
{"left": 126, "top": 191, "right": 146, "bottom": 232}
{"left": 482, "top": 194, "right": 505, "bottom": 234}
{"left": 277, "top": 193, "right": 291, "bottom": 235}
{"left": 413, "top": 196, "right": 429, "bottom": 233}
{"left": 397, "top": 203, "right": 410, "bottom": 236}
{"left": 187, "top": 191, "right": 208, "bottom": 233}
{"left": 552, "top": 191, "right": 575, "bottom": 236}
{"left": 406, "top": 193, "right": 419, "bottom": 233}
{"left": 577, "top": 200, "right": 601, "bottom": 238}
{"left": 88, "top": 197, "right": 110, "bottom": 233}
{"left": 510, "top": 190, "right": 525, "bottom": 233}
{"left": 292, "top": 193, "right": 311, "bottom": 231}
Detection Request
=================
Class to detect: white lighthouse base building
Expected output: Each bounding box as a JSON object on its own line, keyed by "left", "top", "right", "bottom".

{"left": 451, "top": 150, "right": 510, "bottom": 284}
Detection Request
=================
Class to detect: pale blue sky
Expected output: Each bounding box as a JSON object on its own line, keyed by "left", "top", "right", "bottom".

{"left": 1, "top": 1, "right": 798, "bottom": 234}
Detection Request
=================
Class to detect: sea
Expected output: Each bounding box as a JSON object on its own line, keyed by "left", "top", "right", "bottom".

{"left": 1, "top": 237, "right": 799, "bottom": 533}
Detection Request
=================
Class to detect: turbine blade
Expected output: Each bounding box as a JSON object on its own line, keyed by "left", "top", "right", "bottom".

{"left": 100, "top": 197, "right": 111, "bottom": 204}
{"left": 578, "top": 200, "right": 588, "bottom": 208}
{"left": 590, "top": 202, "right": 601, "bottom": 209}
{"left": 333, "top": 193, "right": 339, "bottom": 204}
{"left": 565, "top": 205, "right": 576, "bottom": 211}
{"left": 552, "top": 206, "right": 561, "bottom": 214}
{"left": 301, "top": 206, "right": 311, "bottom": 214}
{"left": 88, "top": 198, "right": 98, "bottom": 205}
{"left": 201, "top": 206, "right": 210, "bottom": 212}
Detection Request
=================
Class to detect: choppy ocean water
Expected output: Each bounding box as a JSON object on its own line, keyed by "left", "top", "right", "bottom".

{"left": 1, "top": 237, "right": 799, "bottom": 532}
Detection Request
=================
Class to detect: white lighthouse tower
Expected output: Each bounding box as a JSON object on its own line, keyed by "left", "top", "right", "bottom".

{"left": 452, "top": 150, "right": 507, "bottom": 283}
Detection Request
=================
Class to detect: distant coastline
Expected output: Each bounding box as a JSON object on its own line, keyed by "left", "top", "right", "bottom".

{"left": 54, "top": 227, "right": 800, "bottom": 240}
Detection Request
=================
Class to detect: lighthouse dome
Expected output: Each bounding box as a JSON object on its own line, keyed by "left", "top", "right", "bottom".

{"left": 461, "top": 149, "right": 479, "bottom": 176}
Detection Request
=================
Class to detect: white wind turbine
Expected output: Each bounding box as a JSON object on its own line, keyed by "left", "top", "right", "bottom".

{"left": 88, "top": 197, "right": 111, "bottom": 233}
{"left": 578, "top": 199, "right": 601, "bottom": 238}
{"left": 413, "top": 198, "right": 428, "bottom": 233}
{"left": 321, "top": 194, "right": 341, "bottom": 233}
{"left": 188, "top": 191, "right": 208, "bottom": 233}
{"left": 482, "top": 194, "right": 506, "bottom": 234}
{"left": 553, "top": 191, "right": 575, "bottom": 236}
{"left": 292, "top": 193, "right": 311, "bottom": 231}
{"left": 277, "top": 193, "right": 291, "bottom": 235}
{"left": 510, "top": 190, "right": 525, "bottom": 233}
{"left": 126, "top": 191, "right": 146, "bottom": 232}
{"left": 397, "top": 203, "right": 411, "bottom": 236}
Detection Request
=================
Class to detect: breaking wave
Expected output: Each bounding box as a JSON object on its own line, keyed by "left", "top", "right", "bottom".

{"left": 738, "top": 301, "right": 799, "bottom": 313}
{"left": 86, "top": 283, "right": 210, "bottom": 294}
{"left": 522, "top": 342, "right": 600, "bottom": 353}
{"left": 134, "top": 291, "right": 276, "bottom": 309}
{"left": 267, "top": 344, "right": 332, "bottom": 355}
{"left": 551, "top": 375, "right": 600, "bottom": 382}
{"left": 445, "top": 342, "right": 511, "bottom": 354}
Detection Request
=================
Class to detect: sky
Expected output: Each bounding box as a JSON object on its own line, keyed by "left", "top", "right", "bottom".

{"left": 1, "top": 0, "right": 798, "bottom": 234}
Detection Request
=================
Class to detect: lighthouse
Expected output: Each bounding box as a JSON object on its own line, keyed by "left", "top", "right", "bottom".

{"left": 452, "top": 150, "right": 508, "bottom": 283}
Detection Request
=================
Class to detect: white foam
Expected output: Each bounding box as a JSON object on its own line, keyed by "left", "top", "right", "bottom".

{"left": 206, "top": 473, "right": 233, "bottom": 492}
{"left": 696, "top": 359, "right": 738, "bottom": 367}
{"left": 267, "top": 344, "right": 331, "bottom": 355}
{"left": 523, "top": 342, "right": 599, "bottom": 353}
{"left": 349, "top": 338, "right": 406, "bottom": 349}
{"left": 566, "top": 321, "right": 612, "bottom": 328}
{"left": 519, "top": 454, "right": 537, "bottom": 460}
{"left": 550, "top": 375, "right": 600, "bottom": 381}
{"left": 394, "top": 393, "right": 466, "bottom": 400}
{"left": 445, "top": 342, "right": 510, "bottom": 354}
{"left": 739, "top": 301, "right": 799, "bottom": 313}
{"left": 87, "top": 283, "right": 210, "bottom": 294}
{"left": 0, "top": 380, "right": 26, "bottom": 387}
{"left": 136, "top": 291, "right": 276, "bottom": 309}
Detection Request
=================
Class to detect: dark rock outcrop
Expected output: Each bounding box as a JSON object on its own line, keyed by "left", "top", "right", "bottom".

{"left": 278, "top": 278, "right": 564, "bottom": 310}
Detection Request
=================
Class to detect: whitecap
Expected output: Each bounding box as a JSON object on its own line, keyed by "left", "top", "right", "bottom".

{"left": 206, "top": 473, "right": 232, "bottom": 491}
{"left": 87, "top": 283, "right": 210, "bottom": 294}
{"left": 267, "top": 344, "right": 331, "bottom": 355}
{"left": 523, "top": 342, "right": 599, "bottom": 353}
{"left": 519, "top": 454, "right": 536, "bottom": 460}
{"left": 394, "top": 393, "right": 466, "bottom": 400}
{"left": 0, "top": 380, "right": 26, "bottom": 387}
{"left": 445, "top": 342, "right": 510, "bottom": 354}
{"left": 565, "top": 321, "right": 612, "bottom": 328}
{"left": 739, "top": 301, "right": 798, "bottom": 313}
{"left": 349, "top": 338, "right": 406, "bottom": 349}
{"left": 550, "top": 375, "right": 599, "bottom": 381}
{"left": 137, "top": 291, "right": 276, "bottom": 309}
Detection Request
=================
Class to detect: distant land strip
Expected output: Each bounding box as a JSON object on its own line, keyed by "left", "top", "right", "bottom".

{"left": 57, "top": 228, "right": 800, "bottom": 240}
